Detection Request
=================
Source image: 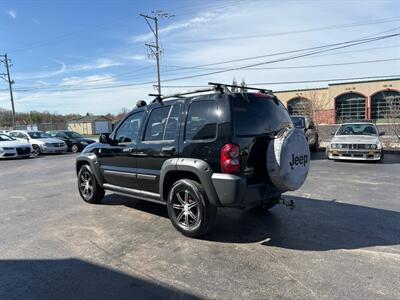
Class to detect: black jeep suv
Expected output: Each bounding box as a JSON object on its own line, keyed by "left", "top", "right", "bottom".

{"left": 76, "top": 83, "right": 310, "bottom": 237}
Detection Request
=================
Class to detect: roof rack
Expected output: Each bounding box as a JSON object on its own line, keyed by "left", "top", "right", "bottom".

{"left": 208, "top": 82, "right": 273, "bottom": 94}
{"left": 149, "top": 82, "right": 274, "bottom": 103}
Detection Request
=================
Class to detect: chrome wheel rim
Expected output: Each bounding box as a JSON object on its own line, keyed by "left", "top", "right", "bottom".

{"left": 71, "top": 145, "right": 79, "bottom": 153}
{"left": 171, "top": 189, "right": 200, "bottom": 229}
{"left": 79, "top": 170, "right": 94, "bottom": 200}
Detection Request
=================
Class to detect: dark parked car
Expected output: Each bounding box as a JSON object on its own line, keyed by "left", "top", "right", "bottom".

{"left": 75, "top": 83, "right": 310, "bottom": 237}
{"left": 291, "top": 115, "right": 319, "bottom": 152}
{"left": 47, "top": 130, "right": 95, "bottom": 153}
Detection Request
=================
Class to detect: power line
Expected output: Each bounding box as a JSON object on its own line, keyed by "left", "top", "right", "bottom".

{"left": 172, "top": 17, "right": 400, "bottom": 43}
{"left": 160, "top": 75, "right": 400, "bottom": 88}
{"left": 6, "top": 32, "right": 400, "bottom": 93}
{"left": 167, "top": 57, "right": 400, "bottom": 71}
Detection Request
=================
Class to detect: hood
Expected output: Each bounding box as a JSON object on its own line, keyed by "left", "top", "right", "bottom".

{"left": 33, "top": 138, "right": 65, "bottom": 144}
{"left": 331, "top": 135, "right": 380, "bottom": 144}
{"left": 0, "top": 140, "right": 31, "bottom": 148}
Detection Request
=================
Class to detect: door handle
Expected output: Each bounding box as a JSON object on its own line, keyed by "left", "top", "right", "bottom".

{"left": 161, "top": 146, "right": 176, "bottom": 155}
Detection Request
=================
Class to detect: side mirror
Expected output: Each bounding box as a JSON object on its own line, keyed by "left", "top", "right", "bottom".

{"left": 331, "top": 131, "right": 335, "bottom": 136}
{"left": 99, "top": 133, "right": 111, "bottom": 144}
{"left": 379, "top": 131, "right": 385, "bottom": 136}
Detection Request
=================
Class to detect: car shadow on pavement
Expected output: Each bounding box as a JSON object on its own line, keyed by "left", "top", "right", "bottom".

{"left": 0, "top": 259, "right": 200, "bottom": 300}
{"left": 205, "top": 196, "right": 400, "bottom": 250}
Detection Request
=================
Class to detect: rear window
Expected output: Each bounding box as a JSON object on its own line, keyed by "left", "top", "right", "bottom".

{"left": 232, "top": 94, "right": 292, "bottom": 136}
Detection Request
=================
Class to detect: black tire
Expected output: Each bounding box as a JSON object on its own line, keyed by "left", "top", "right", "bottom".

{"left": 71, "top": 144, "right": 80, "bottom": 153}
{"left": 379, "top": 150, "right": 384, "bottom": 163}
{"left": 32, "top": 144, "right": 41, "bottom": 156}
{"left": 77, "top": 164, "right": 104, "bottom": 204}
{"left": 311, "top": 137, "right": 319, "bottom": 152}
{"left": 167, "top": 179, "right": 217, "bottom": 238}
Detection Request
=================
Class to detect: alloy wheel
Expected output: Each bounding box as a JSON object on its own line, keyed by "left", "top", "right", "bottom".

{"left": 171, "top": 189, "right": 200, "bottom": 230}
{"left": 79, "top": 170, "right": 94, "bottom": 200}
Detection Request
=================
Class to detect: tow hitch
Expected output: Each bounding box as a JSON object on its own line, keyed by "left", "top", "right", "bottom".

{"left": 279, "top": 197, "right": 295, "bottom": 210}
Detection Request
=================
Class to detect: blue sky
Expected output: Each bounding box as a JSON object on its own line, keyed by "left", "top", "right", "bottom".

{"left": 1, "top": 0, "right": 400, "bottom": 114}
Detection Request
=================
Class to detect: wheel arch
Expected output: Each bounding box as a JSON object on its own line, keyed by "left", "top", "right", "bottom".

{"left": 160, "top": 158, "right": 221, "bottom": 206}
{"left": 76, "top": 155, "right": 104, "bottom": 186}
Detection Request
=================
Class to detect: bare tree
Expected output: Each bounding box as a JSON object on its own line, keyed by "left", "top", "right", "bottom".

{"left": 240, "top": 79, "right": 247, "bottom": 92}
{"left": 385, "top": 95, "right": 400, "bottom": 139}
{"left": 288, "top": 90, "right": 331, "bottom": 125}
{"left": 231, "top": 78, "right": 238, "bottom": 92}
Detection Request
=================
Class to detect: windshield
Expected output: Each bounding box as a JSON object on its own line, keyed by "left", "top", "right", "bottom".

{"left": 336, "top": 124, "right": 378, "bottom": 136}
{"left": 291, "top": 117, "right": 305, "bottom": 128}
{"left": 28, "top": 131, "right": 51, "bottom": 139}
{"left": 0, "top": 134, "right": 15, "bottom": 141}
{"left": 65, "top": 131, "right": 83, "bottom": 138}
{"left": 233, "top": 94, "right": 292, "bottom": 136}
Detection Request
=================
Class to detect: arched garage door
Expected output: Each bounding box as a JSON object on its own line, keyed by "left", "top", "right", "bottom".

{"left": 335, "top": 92, "right": 365, "bottom": 123}
{"left": 287, "top": 97, "right": 312, "bottom": 117}
{"left": 371, "top": 90, "right": 400, "bottom": 121}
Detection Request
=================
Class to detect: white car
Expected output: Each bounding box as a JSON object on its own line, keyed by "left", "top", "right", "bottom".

{"left": 8, "top": 130, "right": 68, "bottom": 156}
{"left": 0, "top": 133, "right": 32, "bottom": 159}
{"left": 326, "top": 122, "right": 384, "bottom": 161}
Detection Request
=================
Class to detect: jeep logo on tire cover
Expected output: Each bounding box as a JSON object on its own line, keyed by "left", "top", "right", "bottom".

{"left": 289, "top": 153, "right": 308, "bottom": 170}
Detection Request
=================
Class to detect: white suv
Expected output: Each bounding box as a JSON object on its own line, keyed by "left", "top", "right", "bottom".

{"left": 9, "top": 130, "right": 67, "bottom": 156}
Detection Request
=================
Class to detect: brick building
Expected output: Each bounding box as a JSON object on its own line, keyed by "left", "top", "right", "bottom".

{"left": 275, "top": 78, "right": 400, "bottom": 125}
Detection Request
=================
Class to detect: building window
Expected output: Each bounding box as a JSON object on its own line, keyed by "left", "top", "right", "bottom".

{"left": 287, "top": 97, "right": 312, "bottom": 117}
{"left": 335, "top": 92, "right": 366, "bottom": 123}
{"left": 371, "top": 90, "right": 400, "bottom": 121}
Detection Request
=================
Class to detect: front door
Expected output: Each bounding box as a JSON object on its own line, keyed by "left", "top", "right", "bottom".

{"left": 135, "top": 103, "right": 181, "bottom": 194}
{"left": 99, "top": 111, "right": 145, "bottom": 189}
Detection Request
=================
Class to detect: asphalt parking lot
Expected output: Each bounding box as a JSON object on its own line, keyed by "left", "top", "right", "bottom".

{"left": 1, "top": 153, "right": 400, "bottom": 300}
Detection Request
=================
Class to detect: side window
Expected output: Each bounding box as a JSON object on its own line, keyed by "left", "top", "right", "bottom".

{"left": 144, "top": 106, "right": 171, "bottom": 141}
{"left": 185, "top": 101, "right": 218, "bottom": 141}
{"left": 115, "top": 111, "right": 145, "bottom": 144}
{"left": 163, "top": 104, "right": 180, "bottom": 140}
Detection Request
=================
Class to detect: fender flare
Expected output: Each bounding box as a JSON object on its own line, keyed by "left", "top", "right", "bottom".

{"left": 76, "top": 153, "right": 104, "bottom": 186}
{"left": 159, "top": 158, "right": 221, "bottom": 206}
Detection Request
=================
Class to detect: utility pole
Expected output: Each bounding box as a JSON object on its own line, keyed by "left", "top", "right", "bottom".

{"left": 1, "top": 53, "right": 16, "bottom": 129}
{"left": 140, "top": 11, "right": 174, "bottom": 97}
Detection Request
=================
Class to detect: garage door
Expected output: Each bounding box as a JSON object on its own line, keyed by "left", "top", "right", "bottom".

{"left": 94, "top": 121, "right": 109, "bottom": 134}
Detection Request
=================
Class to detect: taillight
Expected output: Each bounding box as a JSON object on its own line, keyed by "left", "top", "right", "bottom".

{"left": 220, "top": 143, "right": 241, "bottom": 174}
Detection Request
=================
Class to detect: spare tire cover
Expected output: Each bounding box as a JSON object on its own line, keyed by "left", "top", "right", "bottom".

{"left": 267, "top": 128, "right": 310, "bottom": 192}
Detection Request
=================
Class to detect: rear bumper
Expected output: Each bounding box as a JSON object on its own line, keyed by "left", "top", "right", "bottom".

{"left": 328, "top": 149, "right": 382, "bottom": 161}
{"left": 211, "top": 173, "right": 280, "bottom": 208}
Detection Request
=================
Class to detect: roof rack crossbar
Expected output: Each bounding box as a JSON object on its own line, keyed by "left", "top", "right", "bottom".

{"left": 149, "top": 87, "right": 215, "bottom": 102}
{"left": 208, "top": 82, "right": 273, "bottom": 94}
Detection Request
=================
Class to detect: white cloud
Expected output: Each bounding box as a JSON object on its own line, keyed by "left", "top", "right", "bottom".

{"left": 73, "top": 58, "right": 122, "bottom": 71}
{"left": 61, "top": 74, "right": 115, "bottom": 86}
{"left": 126, "top": 54, "right": 148, "bottom": 61}
{"left": 15, "top": 61, "right": 66, "bottom": 80}
{"left": 7, "top": 10, "right": 16, "bottom": 19}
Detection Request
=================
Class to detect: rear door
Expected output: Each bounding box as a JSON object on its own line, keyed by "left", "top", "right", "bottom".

{"left": 135, "top": 103, "right": 181, "bottom": 194}
{"left": 231, "top": 94, "right": 292, "bottom": 182}
{"left": 98, "top": 111, "right": 145, "bottom": 189}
